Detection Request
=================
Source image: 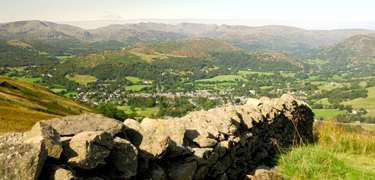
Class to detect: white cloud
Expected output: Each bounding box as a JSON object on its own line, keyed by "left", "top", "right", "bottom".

{"left": 102, "top": 11, "right": 122, "bottom": 19}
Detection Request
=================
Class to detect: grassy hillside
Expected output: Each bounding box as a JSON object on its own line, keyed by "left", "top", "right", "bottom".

{"left": 292, "top": 33, "right": 375, "bottom": 63}
{"left": 0, "top": 75, "right": 95, "bottom": 133}
{"left": 2, "top": 20, "right": 374, "bottom": 53}
{"left": 275, "top": 120, "right": 375, "bottom": 179}
{"left": 128, "top": 37, "right": 241, "bottom": 59}
{"left": 0, "top": 20, "right": 87, "bottom": 40}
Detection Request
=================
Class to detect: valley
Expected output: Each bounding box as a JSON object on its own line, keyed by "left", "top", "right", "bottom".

{"left": 1, "top": 20, "right": 375, "bottom": 130}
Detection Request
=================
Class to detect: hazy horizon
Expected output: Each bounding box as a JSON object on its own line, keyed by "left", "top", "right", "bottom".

{"left": 1, "top": 0, "right": 375, "bottom": 30}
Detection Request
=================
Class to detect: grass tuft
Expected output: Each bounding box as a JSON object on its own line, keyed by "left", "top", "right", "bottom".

{"left": 275, "top": 120, "right": 375, "bottom": 179}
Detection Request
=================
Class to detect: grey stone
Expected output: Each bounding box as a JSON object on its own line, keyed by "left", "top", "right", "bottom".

{"left": 64, "top": 131, "right": 114, "bottom": 169}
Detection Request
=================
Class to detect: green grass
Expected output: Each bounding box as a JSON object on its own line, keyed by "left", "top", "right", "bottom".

{"left": 51, "top": 89, "right": 66, "bottom": 93}
{"left": 117, "top": 106, "right": 159, "bottom": 117}
{"left": 65, "top": 75, "right": 98, "bottom": 86}
{"left": 197, "top": 84, "right": 223, "bottom": 91}
{"left": 129, "top": 51, "right": 185, "bottom": 62}
{"left": 313, "top": 109, "right": 346, "bottom": 120}
{"left": 304, "top": 76, "right": 318, "bottom": 81}
{"left": 217, "top": 82, "right": 237, "bottom": 86}
{"left": 275, "top": 120, "right": 375, "bottom": 179}
{"left": 238, "top": 70, "right": 274, "bottom": 76}
{"left": 318, "top": 83, "right": 350, "bottom": 91}
{"left": 125, "top": 85, "right": 150, "bottom": 91}
{"left": 125, "top": 76, "right": 141, "bottom": 83}
{"left": 280, "top": 72, "right": 295, "bottom": 77}
{"left": 342, "top": 86, "right": 375, "bottom": 114}
{"left": 332, "top": 75, "right": 343, "bottom": 80}
{"left": 63, "top": 92, "right": 77, "bottom": 98}
{"left": 55, "top": 55, "right": 76, "bottom": 59}
{"left": 196, "top": 75, "right": 245, "bottom": 82}
{"left": 15, "top": 77, "right": 42, "bottom": 82}
{"left": 348, "top": 123, "right": 375, "bottom": 131}
{"left": 313, "top": 98, "right": 331, "bottom": 106}
{"left": 276, "top": 144, "right": 375, "bottom": 179}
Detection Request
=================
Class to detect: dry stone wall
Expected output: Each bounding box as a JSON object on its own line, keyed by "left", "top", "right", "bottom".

{"left": 0, "top": 94, "right": 313, "bottom": 180}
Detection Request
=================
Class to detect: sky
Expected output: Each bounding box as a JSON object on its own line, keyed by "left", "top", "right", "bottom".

{"left": 1, "top": 0, "right": 375, "bottom": 30}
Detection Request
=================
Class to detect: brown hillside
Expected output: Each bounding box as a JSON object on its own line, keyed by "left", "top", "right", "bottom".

{"left": 0, "top": 75, "right": 95, "bottom": 133}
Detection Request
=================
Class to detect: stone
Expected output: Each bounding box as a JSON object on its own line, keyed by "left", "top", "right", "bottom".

{"left": 247, "top": 98, "right": 260, "bottom": 106}
{"left": 187, "top": 148, "right": 209, "bottom": 165}
{"left": 141, "top": 118, "right": 190, "bottom": 157}
{"left": 192, "top": 136, "right": 218, "bottom": 148}
{"left": 208, "top": 161, "right": 225, "bottom": 178}
{"left": 148, "top": 163, "right": 166, "bottom": 180}
{"left": 0, "top": 141, "right": 48, "bottom": 180}
{"left": 106, "top": 137, "right": 138, "bottom": 179}
{"left": 247, "top": 166, "right": 283, "bottom": 180}
{"left": 64, "top": 131, "right": 114, "bottom": 169}
{"left": 193, "top": 166, "right": 209, "bottom": 180}
{"left": 0, "top": 132, "right": 28, "bottom": 144}
{"left": 43, "top": 113, "right": 126, "bottom": 137}
{"left": 164, "top": 161, "right": 197, "bottom": 180}
{"left": 39, "top": 164, "right": 78, "bottom": 180}
{"left": 25, "top": 121, "right": 63, "bottom": 160}
{"left": 124, "top": 119, "right": 170, "bottom": 160}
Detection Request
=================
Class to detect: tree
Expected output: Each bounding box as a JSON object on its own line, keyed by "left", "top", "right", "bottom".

{"left": 97, "top": 102, "right": 128, "bottom": 121}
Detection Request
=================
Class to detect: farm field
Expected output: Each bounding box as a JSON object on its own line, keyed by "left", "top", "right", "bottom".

{"left": 238, "top": 70, "right": 273, "bottom": 76}
{"left": 117, "top": 106, "right": 159, "bottom": 117}
{"left": 318, "top": 82, "right": 350, "bottom": 91}
{"left": 348, "top": 123, "right": 375, "bottom": 131}
{"left": 217, "top": 82, "right": 237, "bottom": 86}
{"left": 63, "top": 92, "right": 78, "bottom": 98}
{"left": 129, "top": 51, "right": 185, "bottom": 62}
{"left": 196, "top": 75, "right": 245, "bottom": 82}
{"left": 313, "top": 98, "right": 331, "bottom": 106}
{"left": 125, "top": 85, "right": 150, "bottom": 91}
{"left": 125, "top": 76, "right": 142, "bottom": 83}
{"left": 342, "top": 87, "right": 375, "bottom": 115}
{"left": 313, "top": 109, "right": 346, "bottom": 120}
{"left": 65, "top": 75, "right": 98, "bottom": 86}
{"left": 14, "top": 77, "right": 41, "bottom": 82}
{"left": 51, "top": 88, "right": 66, "bottom": 93}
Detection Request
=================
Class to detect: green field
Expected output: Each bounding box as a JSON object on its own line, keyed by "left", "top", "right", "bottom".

{"left": 117, "top": 106, "right": 159, "bottom": 117}
{"left": 63, "top": 92, "right": 77, "bottom": 98}
{"left": 348, "top": 123, "right": 375, "bottom": 131}
{"left": 238, "top": 70, "right": 274, "bottom": 76}
{"left": 125, "top": 85, "right": 150, "bottom": 91}
{"left": 313, "top": 109, "right": 346, "bottom": 120}
{"left": 51, "top": 89, "right": 66, "bottom": 93}
{"left": 314, "top": 98, "right": 331, "bottom": 106}
{"left": 342, "top": 87, "right": 375, "bottom": 116}
{"left": 55, "top": 55, "right": 76, "bottom": 59}
{"left": 129, "top": 52, "right": 185, "bottom": 62}
{"left": 125, "top": 76, "right": 142, "bottom": 83}
{"left": 280, "top": 72, "right": 295, "bottom": 77}
{"left": 65, "top": 75, "right": 98, "bottom": 86}
{"left": 304, "top": 76, "right": 318, "bottom": 81}
{"left": 15, "top": 77, "right": 42, "bottom": 82}
{"left": 196, "top": 75, "right": 245, "bottom": 82}
{"left": 198, "top": 84, "right": 223, "bottom": 91}
{"left": 217, "top": 82, "right": 237, "bottom": 86}
{"left": 318, "top": 82, "right": 350, "bottom": 91}
{"left": 331, "top": 75, "right": 344, "bottom": 80}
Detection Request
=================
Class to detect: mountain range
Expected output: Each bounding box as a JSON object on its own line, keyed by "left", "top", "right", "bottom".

{"left": 1, "top": 20, "right": 375, "bottom": 52}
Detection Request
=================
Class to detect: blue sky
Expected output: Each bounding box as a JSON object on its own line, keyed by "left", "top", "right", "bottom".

{"left": 1, "top": 0, "right": 375, "bottom": 29}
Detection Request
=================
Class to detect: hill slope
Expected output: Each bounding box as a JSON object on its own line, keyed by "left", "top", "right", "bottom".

{"left": 128, "top": 37, "right": 242, "bottom": 59}
{"left": 1, "top": 20, "right": 374, "bottom": 52}
{"left": 94, "top": 22, "right": 375, "bottom": 51}
{"left": 0, "top": 20, "right": 89, "bottom": 40}
{"left": 291, "top": 33, "right": 375, "bottom": 63}
{"left": 0, "top": 75, "right": 95, "bottom": 133}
